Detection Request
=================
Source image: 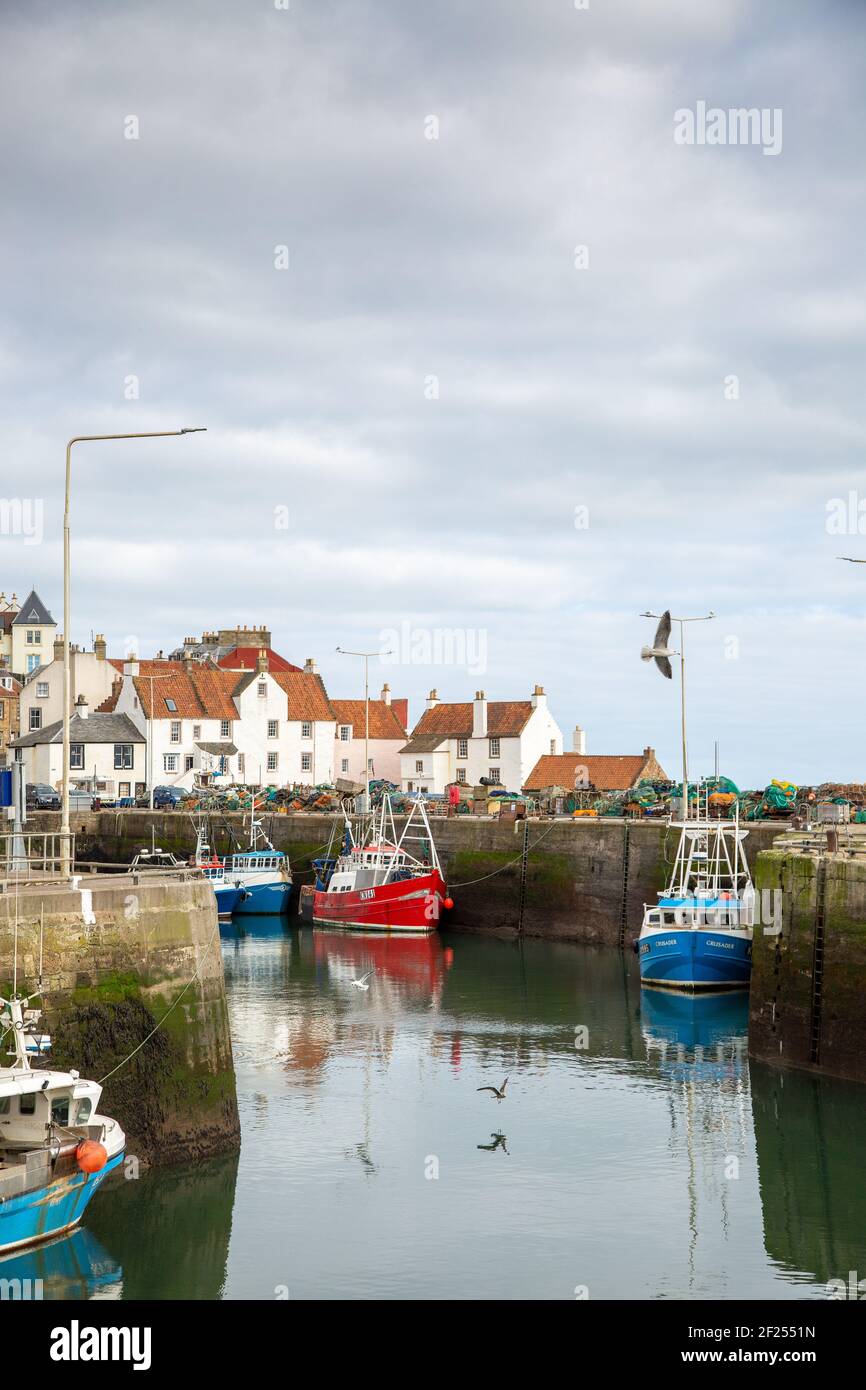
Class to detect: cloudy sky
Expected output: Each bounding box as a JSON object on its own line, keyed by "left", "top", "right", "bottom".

{"left": 2, "top": 0, "right": 865, "bottom": 786}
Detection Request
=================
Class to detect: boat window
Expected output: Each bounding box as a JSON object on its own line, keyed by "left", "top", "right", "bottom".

{"left": 74, "top": 1098, "right": 93, "bottom": 1124}
{"left": 0, "top": 1096, "right": 9, "bottom": 1114}
{"left": 51, "top": 1096, "right": 70, "bottom": 1126}
{"left": 19, "top": 1093, "right": 36, "bottom": 1115}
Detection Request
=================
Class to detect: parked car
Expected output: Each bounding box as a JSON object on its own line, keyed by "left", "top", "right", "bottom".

{"left": 136, "top": 786, "right": 187, "bottom": 810}
{"left": 26, "top": 783, "right": 61, "bottom": 811}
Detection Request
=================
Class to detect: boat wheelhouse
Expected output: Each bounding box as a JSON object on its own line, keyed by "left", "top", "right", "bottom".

{"left": 0, "top": 996, "right": 125, "bottom": 1255}
{"left": 637, "top": 795, "right": 755, "bottom": 991}
{"left": 311, "top": 796, "right": 449, "bottom": 933}
{"left": 227, "top": 798, "right": 292, "bottom": 915}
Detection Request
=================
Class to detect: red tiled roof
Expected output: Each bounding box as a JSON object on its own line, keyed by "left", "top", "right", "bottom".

{"left": 217, "top": 647, "right": 302, "bottom": 673}
{"left": 411, "top": 701, "right": 534, "bottom": 739}
{"left": 270, "top": 671, "right": 336, "bottom": 722}
{"left": 332, "top": 699, "right": 407, "bottom": 740}
{"left": 523, "top": 753, "right": 657, "bottom": 792}
{"left": 133, "top": 667, "right": 240, "bottom": 720}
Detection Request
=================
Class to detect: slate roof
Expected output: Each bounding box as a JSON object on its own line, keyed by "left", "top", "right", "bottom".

{"left": 11, "top": 590, "right": 55, "bottom": 626}
{"left": 399, "top": 732, "right": 450, "bottom": 755}
{"left": 12, "top": 712, "right": 144, "bottom": 748}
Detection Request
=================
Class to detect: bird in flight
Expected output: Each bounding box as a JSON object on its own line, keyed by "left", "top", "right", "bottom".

{"left": 351, "top": 971, "right": 373, "bottom": 990}
{"left": 838, "top": 556, "right": 866, "bottom": 563}
{"left": 477, "top": 1077, "right": 509, "bottom": 1100}
{"left": 640, "top": 610, "right": 675, "bottom": 679}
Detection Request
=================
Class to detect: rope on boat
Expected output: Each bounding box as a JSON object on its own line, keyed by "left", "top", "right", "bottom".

{"left": 97, "top": 911, "right": 223, "bottom": 1086}
{"left": 447, "top": 816, "right": 565, "bottom": 887}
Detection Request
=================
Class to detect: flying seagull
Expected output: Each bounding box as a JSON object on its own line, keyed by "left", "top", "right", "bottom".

{"left": 641, "top": 610, "right": 675, "bottom": 679}
{"left": 477, "top": 1077, "right": 509, "bottom": 1100}
{"left": 838, "top": 557, "right": 866, "bottom": 563}
{"left": 351, "top": 971, "right": 373, "bottom": 990}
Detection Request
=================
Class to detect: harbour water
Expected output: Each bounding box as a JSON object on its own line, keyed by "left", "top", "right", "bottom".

{"left": 7, "top": 922, "right": 866, "bottom": 1300}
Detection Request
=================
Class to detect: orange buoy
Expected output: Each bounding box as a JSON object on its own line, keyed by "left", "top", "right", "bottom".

{"left": 76, "top": 1140, "right": 108, "bottom": 1174}
{"left": 443, "top": 897, "right": 454, "bottom": 910}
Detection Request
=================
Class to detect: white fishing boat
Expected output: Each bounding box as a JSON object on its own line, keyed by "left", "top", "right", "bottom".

{"left": 0, "top": 993, "right": 126, "bottom": 1254}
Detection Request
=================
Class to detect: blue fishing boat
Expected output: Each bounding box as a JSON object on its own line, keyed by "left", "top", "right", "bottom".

{"left": 190, "top": 820, "right": 249, "bottom": 917}
{"left": 636, "top": 797, "right": 755, "bottom": 991}
{"left": 0, "top": 995, "right": 126, "bottom": 1255}
{"left": 227, "top": 797, "right": 292, "bottom": 915}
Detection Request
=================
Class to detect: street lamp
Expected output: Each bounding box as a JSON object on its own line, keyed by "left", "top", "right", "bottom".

{"left": 336, "top": 646, "right": 394, "bottom": 813}
{"left": 640, "top": 610, "right": 715, "bottom": 813}
{"left": 61, "top": 428, "right": 206, "bottom": 874}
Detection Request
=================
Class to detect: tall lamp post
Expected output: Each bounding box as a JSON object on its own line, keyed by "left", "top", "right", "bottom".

{"left": 640, "top": 610, "right": 715, "bottom": 812}
{"left": 335, "top": 646, "right": 394, "bottom": 813}
{"left": 61, "top": 428, "right": 206, "bottom": 874}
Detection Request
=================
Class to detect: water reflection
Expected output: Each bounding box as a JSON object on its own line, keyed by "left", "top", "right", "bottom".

{"left": 0, "top": 1228, "right": 123, "bottom": 1301}
{"left": 19, "top": 927, "right": 866, "bottom": 1300}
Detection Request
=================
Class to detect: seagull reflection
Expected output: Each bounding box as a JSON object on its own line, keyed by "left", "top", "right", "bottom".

{"left": 477, "top": 1132, "right": 509, "bottom": 1154}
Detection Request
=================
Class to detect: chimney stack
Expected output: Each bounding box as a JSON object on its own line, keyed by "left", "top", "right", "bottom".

{"left": 573, "top": 725, "right": 586, "bottom": 755}
{"left": 381, "top": 683, "right": 391, "bottom": 705}
{"left": 472, "top": 690, "right": 488, "bottom": 738}
{"left": 184, "top": 655, "right": 195, "bottom": 674}
{"left": 75, "top": 694, "right": 89, "bottom": 720}
{"left": 426, "top": 688, "right": 439, "bottom": 710}
{"left": 54, "top": 634, "right": 64, "bottom": 662}
{"left": 124, "top": 655, "right": 139, "bottom": 677}
{"left": 531, "top": 684, "right": 547, "bottom": 709}
{"left": 94, "top": 633, "right": 106, "bottom": 661}
{"left": 303, "top": 657, "right": 318, "bottom": 675}
{"left": 257, "top": 648, "right": 269, "bottom": 673}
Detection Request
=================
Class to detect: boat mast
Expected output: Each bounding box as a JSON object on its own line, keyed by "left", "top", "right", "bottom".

{"left": 674, "top": 612, "right": 715, "bottom": 821}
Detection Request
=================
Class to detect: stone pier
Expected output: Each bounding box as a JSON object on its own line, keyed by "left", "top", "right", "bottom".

{"left": 0, "top": 874, "right": 240, "bottom": 1165}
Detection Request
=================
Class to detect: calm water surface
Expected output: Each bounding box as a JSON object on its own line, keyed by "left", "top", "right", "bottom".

{"left": 12, "top": 922, "right": 866, "bottom": 1300}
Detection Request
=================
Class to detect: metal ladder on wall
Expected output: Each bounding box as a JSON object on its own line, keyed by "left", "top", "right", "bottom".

{"left": 618, "top": 822, "right": 631, "bottom": 949}
{"left": 809, "top": 859, "right": 827, "bottom": 1065}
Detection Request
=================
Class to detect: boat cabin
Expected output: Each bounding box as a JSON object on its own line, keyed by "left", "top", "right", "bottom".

{"left": 0, "top": 1069, "right": 102, "bottom": 1153}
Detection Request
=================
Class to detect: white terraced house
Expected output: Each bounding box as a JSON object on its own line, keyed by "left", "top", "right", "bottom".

{"left": 104, "top": 652, "right": 337, "bottom": 791}
{"left": 11, "top": 699, "right": 146, "bottom": 797}
{"left": 399, "top": 686, "right": 564, "bottom": 794}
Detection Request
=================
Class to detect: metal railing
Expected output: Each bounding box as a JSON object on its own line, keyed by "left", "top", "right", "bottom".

{"left": 0, "top": 831, "right": 76, "bottom": 884}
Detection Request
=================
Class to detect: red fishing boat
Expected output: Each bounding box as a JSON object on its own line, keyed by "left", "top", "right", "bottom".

{"left": 311, "top": 797, "right": 451, "bottom": 933}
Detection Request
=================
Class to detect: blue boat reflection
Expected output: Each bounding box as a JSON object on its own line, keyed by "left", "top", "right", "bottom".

{"left": 0, "top": 1226, "right": 123, "bottom": 1300}
{"left": 640, "top": 987, "right": 749, "bottom": 1081}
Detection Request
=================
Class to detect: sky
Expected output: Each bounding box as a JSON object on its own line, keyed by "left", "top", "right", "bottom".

{"left": 1, "top": 0, "right": 865, "bottom": 788}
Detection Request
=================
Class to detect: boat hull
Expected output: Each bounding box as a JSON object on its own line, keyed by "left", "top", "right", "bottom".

{"left": 0, "top": 1149, "right": 125, "bottom": 1256}
{"left": 232, "top": 880, "right": 292, "bottom": 916}
{"left": 214, "top": 884, "right": 246, "bottom": 917}
{"left": 313, "top": 870, "right": 447, "bottom": 933}
{"left": 638, "top": 928, "right": 752, "bottom": 990}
